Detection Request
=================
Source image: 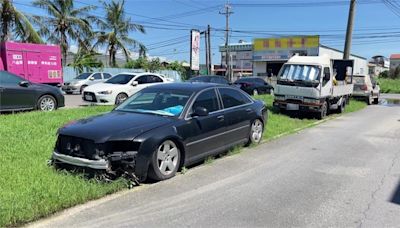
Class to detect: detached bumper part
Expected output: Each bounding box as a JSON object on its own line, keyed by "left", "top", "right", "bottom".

{"left": 52, "top": 151, "right": 109, "bottom": 170}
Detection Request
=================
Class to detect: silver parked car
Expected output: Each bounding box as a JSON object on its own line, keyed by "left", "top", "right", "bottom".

{"left": 352, "top": 74, "right": 380, "bottom": 105}
{"left": 62, "top": 72, "right": 113, "bottom": 94}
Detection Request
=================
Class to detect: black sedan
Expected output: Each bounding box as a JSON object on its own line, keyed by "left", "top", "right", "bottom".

{"left": 234, "top": 77, "right": 274, "bottom": 95}
{"left": 0, "top": 70, "right": 65, "bottom": 111}
{"left": 188, "top": 75, "right": 229, "bottom": 84}
{"left": 51, "top": 83, "right": 267, "bottom": 182}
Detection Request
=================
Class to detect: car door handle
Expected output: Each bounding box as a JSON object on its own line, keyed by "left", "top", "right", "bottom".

{"left": 246, "top": 108, "right": 252, "bottom": 113}
{"left": 217, "top": 115, "right": 224, "bottom": 121}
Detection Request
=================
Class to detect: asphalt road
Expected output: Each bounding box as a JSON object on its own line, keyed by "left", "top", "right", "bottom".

{"left": 63, "top": 94, "right": 87, "bottom": 108}
{"left": 32, "top": 101, "right": 400, "bottom": 228}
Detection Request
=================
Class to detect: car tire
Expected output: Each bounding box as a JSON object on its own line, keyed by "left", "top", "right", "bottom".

{"left": 37, "top": 95, "right": 57, "bottom": 111}
{"left": 317, "top": 101, "right": 328, "bottom": 120}
{"left": 80, "top": 85, "right": 87, "bottom": 94}
{"left": 247, "top": 119, "right": 264, "bottom": 145}
{"left": 366, "top": 95, "right": 372, "bottom": 105}
{"left": 253, "top": 89, "right": 259, "bottom": 96}
{"left": 115, "top": 93, "right": 128, "bottom": 105}
{"left": 373, "top": 94, "right": 379, "bottom": 104}
{"left": 148, "top": 140, "right": 181, "bottom": 181}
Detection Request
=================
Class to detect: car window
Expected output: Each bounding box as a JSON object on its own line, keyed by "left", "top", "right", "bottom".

{"left": 192, "top": 89, "right": 220, "bottom": 113}
{"left": 353, "top": 76, "right": 365, "bottom": 84}
{"left": 0, "top": 71, "right": 24, "bottom": 85}
{"left": 135, "top": 76, "right": 148, "bottom": 84}
{"left": 92, "top": 73, "right": 102, "bottom": 80}
{"left": 105, "top": 74, "right": 135, "bottom": 84}
{"left": 103, "top": 73, "right": 112, "bottom": 79}
{"left": 148, "top": 75, "right": 163, "bottom": 83}
{"left": 219, "top": 88, "right": 251, "bottom": 108}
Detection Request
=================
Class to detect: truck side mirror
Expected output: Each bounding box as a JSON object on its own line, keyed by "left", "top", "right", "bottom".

{"left": 323, "top": 68, "right": 331, "bottom": 81}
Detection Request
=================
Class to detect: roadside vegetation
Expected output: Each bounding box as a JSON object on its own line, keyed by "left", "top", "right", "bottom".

{"left": 0, "top": 95, "right": 366, "bottom": 227}
{"left": 377, "top": 78, "right": 400, "bottom": 94}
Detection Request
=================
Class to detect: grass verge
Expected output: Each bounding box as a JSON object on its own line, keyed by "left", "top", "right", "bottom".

{"left": 0, "top": 95, "right": 366, "bottom": 227}
{"left": 377, "top": 78, "right": 400, "bottom": 94}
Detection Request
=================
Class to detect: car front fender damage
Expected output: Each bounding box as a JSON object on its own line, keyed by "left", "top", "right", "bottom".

{"left": 50, "top": 136, "right": 142, "bottom": 186}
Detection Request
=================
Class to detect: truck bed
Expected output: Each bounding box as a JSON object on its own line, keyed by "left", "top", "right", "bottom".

{"left": 332, "top": 83, "right": 354, "bottom": 97}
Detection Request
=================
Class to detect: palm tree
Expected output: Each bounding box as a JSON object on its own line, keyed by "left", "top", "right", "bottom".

{"left": 93, "top": 0, "right": 146, "bottom": 67}
{"left": 0, "top": 0, "right": 42, "bottom": 43}
{"left": 68, "top": 49, "right": 103, "bottom": 74}
{"left": 33, "top": 0, "right": 96, "bottom": 66}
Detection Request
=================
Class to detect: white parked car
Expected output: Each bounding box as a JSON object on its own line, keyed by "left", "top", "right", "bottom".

{"left": 352, "top": 74, "right": 380, "bottom": 105}
{"left": 82, "top": 72, "right": 171, "bottom": 105}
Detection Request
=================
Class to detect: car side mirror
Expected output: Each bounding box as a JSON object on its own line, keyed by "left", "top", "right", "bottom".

{"left": 89, "top": 77, "right": 94, "bottom": 81}
{"left": 192, "top": 106, "right": 209, "bottom": 117}
{"left": 131, "top": 81, "right": 138, "bottom": 86}
{"left": 19, "top": 81, "right": 29, "bottom": 87}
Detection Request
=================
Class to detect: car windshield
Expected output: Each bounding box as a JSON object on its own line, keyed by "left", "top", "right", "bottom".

{"left": 75, "top": 73, "right": 92, "bottom": 79}
{"left": 115, "top": 88, "right": 193, "bottom": 116}
{"left": 279, "top": 64, "right": 321, "bottom": 81}
{"left": 105, "top": 74, "right": 135, "bottom": 84}
{"left": 353, "top": 76, "right": 365, "bottom": 84}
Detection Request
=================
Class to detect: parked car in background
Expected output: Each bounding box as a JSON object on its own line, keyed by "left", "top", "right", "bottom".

{"left": 188, "top": 75, "right": 229, "bottom": 84}
{"left": 82, "top": 72, "right": 171, "bottom": 105}
{"left": 234, "top": 77, "right": 274, "bottom": 95}
{"left": 352, "top": 75, "right": 380, "bottom": 105}
{"left": 52, "top": 83, "right": 267, "bottom": 182}
{"left": 62, "top": 72, "right": 112, "bottom": 94}
{"left": 0, "top": 70, "right": 64, "bottom": 111}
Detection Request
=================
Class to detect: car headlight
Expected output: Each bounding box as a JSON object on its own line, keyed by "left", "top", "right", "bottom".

{"left": 303, "top": 98, "right": 320, "bottom": 104}
{"left": 98, "top": 90, "right": 113, "bottom": 95}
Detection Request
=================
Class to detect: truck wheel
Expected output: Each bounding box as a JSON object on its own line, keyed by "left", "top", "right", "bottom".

{"left": 317, "top": 101, "right": 328, "bottom": 120}
{"left": 37, "top": 95, "right": 57, "bottom": 111}
{"left": 337, "top": 100, "right": 345, "bottom": 113}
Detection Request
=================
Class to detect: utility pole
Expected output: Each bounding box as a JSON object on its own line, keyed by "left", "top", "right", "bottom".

{"left": 205, "top": 30, "right": 210, "bottom": 74}
{"left": 343, "top": 0, "right": 356, "bottom": 60}
{"left": 220, "top": 2, "right": 233, "bottom": 80}
{"left": 207, "top": 24, "right": 212, "bottom": 74}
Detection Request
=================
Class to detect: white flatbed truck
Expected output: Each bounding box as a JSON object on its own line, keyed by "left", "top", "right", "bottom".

{"left": 273, "top": 55, "right": 354, "bottom": 119}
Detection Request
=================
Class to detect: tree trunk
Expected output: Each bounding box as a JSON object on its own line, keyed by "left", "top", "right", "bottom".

{"left": 61, "top": 32, "right": 68, "bottom": 67}
{"left": 1, "top": 0, "right": 12, "bottom": 42}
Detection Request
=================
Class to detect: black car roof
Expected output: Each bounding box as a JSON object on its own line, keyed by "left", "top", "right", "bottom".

{"left": 147, "top": 82, "right": 230, "bottom": 91}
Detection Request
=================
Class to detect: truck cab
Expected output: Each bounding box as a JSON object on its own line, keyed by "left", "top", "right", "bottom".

{"left": 273, "top": 55, "right": 354, "bottom": 119}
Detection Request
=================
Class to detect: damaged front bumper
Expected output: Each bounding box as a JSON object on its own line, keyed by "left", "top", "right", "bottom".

{"left": 52, "top": 151, "right": 110, "bottom": 170}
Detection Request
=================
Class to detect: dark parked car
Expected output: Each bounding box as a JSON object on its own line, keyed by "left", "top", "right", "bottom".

{"left": 51, "top": 83, "right": 267, "bottom": 182}
{"left": 234, "top": 77, "right": 274, "bottom": 96}
{"left": 188, "top": 75, "right": 229, "bottom": 84}
{"left": 0, "top": 70, "right": 65, "bottom": 111}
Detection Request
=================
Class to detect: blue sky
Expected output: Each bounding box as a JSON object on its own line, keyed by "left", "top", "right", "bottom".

{"left": 14, "top": 0, "right": 400, "bottom": 63}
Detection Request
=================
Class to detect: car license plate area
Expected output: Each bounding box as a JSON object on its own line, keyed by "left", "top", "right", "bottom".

{"left": 85, "top": 95, "right": 93, "bottom": 101}
{"left": 287, "top": 103, "right": 299, "bottom": 110}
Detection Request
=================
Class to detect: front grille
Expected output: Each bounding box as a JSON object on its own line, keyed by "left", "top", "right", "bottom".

{"left": 83, "top": 92, "right": 97, "bottom": 102}
{"left": 56, "top": 135, "right": 97, "bottom": 159}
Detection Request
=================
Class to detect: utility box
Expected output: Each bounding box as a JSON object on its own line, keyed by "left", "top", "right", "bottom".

{"left": 0, "top": 41, "right": 63, "bottom": 85}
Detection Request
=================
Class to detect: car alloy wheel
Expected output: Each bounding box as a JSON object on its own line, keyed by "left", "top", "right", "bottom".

{"left": 38, "top": 95, "right": 56, "bottom": 111}
{"left": 250, "top": 119, "right": 263, "bottom": 144}
{"left": 156, "top": 140, "right": 180, "bottom": 176}
{"left": 115, "top": 93, "right": 128, "bottom": 105}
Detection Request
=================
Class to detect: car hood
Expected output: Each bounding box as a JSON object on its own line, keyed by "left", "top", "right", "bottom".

{"left": 84, "top": 82, "right": 126, "bottom": 92}
{"left": 66, "top": 79, "right": 84, "bottom": 85}
{"left": 58, "top": 111, "right": 173, "bottom": 143}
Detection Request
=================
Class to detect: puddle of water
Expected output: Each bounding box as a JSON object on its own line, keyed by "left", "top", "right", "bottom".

{"left": 381, "top": 99, "right": 400, "bottom": 107}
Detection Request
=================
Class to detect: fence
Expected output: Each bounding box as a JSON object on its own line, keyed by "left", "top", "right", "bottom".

{"left": 62, "top": 67, "right": 183, "bottom": 82}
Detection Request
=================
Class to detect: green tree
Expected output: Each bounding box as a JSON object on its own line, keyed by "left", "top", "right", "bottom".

{"left": 0, "top": 0, "right": 42, "bottom": 43}
{"left": 33, "top": 0, "right": 96, "bottom": 66}
{"left": 148, "top": 58, "right": 163, "bottom": 72}
{"left": 93, "top": 0, "right": 146, "bottom": 67}
{"left": 68, "top": 49, "right": 103, "bottom": 74}
{"left": 166, "top": 61, "right": 188, "bottom": 80}
{"left": 124, "top": 57, "right": 149, "bottom": 69}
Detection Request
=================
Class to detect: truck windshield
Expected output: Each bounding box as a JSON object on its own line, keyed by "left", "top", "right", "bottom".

{"left": 279, "top": 64, "right": 321, "bottom": 81}
{"left": 75, "top": 73, "right": 92, "bottom": 79}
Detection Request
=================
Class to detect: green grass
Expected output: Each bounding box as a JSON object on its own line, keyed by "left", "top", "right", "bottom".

{"left": 377, "top": 78, "right": 400, "bottom": 94}
{"left": 0, "top": 96, "right": 367, "bottom": 227}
